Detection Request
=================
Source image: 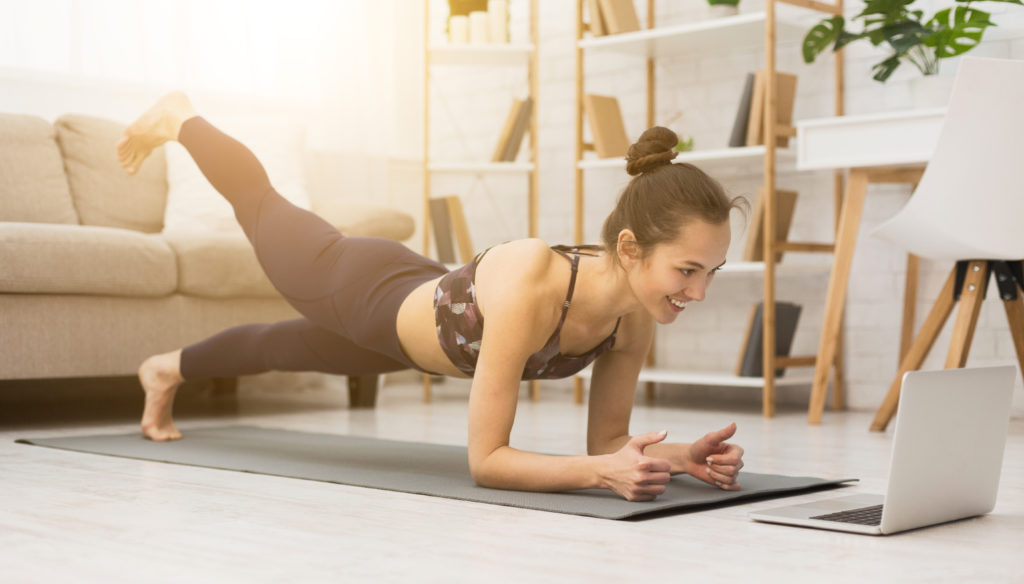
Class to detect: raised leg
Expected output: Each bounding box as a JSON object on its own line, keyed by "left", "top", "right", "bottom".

{"left": 809, "top": 169, "right": 869, "bottom": 424}
{"left": 870, "top": 266, "right": 959, "bottom": 431}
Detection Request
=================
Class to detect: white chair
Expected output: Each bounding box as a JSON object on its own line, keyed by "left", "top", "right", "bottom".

{"left": 869, "top": 57, "right": 1024, "bottom": 431}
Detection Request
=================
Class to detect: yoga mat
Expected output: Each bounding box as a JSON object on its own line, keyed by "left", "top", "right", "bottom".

{"left": 17, "top": 426, "right": 855, "bottom": 520}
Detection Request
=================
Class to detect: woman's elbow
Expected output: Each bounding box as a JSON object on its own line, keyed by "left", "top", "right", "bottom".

{"left": 468, "top": 452, "right": 507, "bottom": 488}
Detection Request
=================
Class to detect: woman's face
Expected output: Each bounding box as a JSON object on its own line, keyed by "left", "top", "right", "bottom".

{"left": 623, "top": 220, "right": 731, "bottom": 325}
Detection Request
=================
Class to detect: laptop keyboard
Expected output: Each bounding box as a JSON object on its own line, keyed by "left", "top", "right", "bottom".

{"left": 811, "top": 504, "right": 884, "bottom": 526}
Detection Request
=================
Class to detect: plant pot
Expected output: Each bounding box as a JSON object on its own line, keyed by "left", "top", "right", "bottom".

{"left": 910, "top": 74, "right": 955, "bottom": 109}
{"left": 708, "top": 4, "right": 739, "bottom": 18}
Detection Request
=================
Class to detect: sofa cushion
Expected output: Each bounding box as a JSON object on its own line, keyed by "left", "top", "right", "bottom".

{"left": 55, "top": 114, "right": 168, "bottom": 233}
{"left": 0, "top": 222, "right": 176, "bottom": 297}
{"left": 163, "top": 117, "right": 312, "bottom": 234}
{"left": 162, "top": 232, "right": 279, "bottom": 298}
{"left": 0, "top": 113, "right": 79, "bottom": 225}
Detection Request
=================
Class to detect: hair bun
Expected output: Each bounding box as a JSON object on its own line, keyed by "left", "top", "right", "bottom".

{"left": 625, "top": 126, "right": 679, "bottom": 176}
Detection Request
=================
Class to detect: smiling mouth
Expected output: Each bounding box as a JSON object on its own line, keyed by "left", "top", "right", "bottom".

{"left": 668, "top": 297, "right": 688, "bottom": 310}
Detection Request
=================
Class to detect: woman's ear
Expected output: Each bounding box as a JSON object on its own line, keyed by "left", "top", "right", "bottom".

{"left": 617, "top": 229, "right": 640, "bottom": 266}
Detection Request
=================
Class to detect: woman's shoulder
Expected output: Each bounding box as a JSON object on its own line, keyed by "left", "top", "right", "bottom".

{"left": 481, "top": 238, "right": 556, "bottom": 274}
{"left": 474, "top": 239, "right": 565, "bottom": 307}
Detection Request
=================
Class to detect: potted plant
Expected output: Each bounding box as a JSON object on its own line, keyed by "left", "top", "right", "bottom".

{"left": 802, "top": 0, "right": 1022, "bottom": 82}
{"left": 707, "top": 0, "right": 740, "bottom": 18}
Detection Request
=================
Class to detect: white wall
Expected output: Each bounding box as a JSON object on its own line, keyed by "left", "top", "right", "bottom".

{"left": 425, "top": 0, "right": 1024, "bottom": 409}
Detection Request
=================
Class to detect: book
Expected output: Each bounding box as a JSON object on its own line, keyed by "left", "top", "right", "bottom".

{"left": 491, "top": 98, "right": 524, "bottom": 162}
{"left": 429, "top": 195, "right": 474, "bottom": 264}
{"left": 429, "top": 197, "right": 456, "bottom": 264}
{"left": 444, "top": 195, "right": 474, "bottom": 263}
{"left": 447, "top": 0, "right": 487, "bottom": 17}
{"left": 745, "top": 70, "right": 798, "bottom": 147}
{"left": 502, "top": 96, "right": 533, "bottom": 162}
{"left": 745, "top": 70, "right": 766, "bottom": 146}
{"left": 728, "top": 73, "right": 755, "bottom": 147}
{"left": 775, "top": 72, "right": 798, "bottom": 147}
{"left": 583, "top": 94, "right": 630, "bottom": 158}
{"left": 735, "top": 301, "right": 802, "bottom": 378}
{"left": 597, "top": 0, "right": 640, "bottom": 34}
{"left": 587, "top": 0, "right": 607, "bottom": 36}
{"left": 742, "top": 187, "right": 798, "bottom": 263}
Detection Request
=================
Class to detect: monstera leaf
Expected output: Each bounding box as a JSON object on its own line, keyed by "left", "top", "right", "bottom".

{"left": 802, "top": 16, "right": 844, "bottom": 62}
{"left": 923, "top": 6, "right": 993, "bottom": 58}
{"left": 802, "top": 0, "right": 1022, "bottom": 82}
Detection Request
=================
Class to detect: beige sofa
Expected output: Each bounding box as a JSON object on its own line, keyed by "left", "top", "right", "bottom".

{"left": 0, "top": 113, "right": 414, "bottom": 407}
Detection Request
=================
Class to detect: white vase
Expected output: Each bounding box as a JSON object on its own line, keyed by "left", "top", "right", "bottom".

{"left": 708, "top": 4, "right": 739, "bottom": 18}
{"left": 910, "top": 74, "right": 955, "bottom": 109}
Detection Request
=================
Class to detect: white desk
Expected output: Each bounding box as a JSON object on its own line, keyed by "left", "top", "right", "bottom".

{"left": 797, "top": 108, "right": 946, "bottom": 171}
{"left": 794, "top": 108, "right": 946, "bottom": 424}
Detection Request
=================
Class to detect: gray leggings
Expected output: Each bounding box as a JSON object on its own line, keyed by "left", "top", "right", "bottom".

{"left": 177, "top": 117, "right": 447, "bottom": 380}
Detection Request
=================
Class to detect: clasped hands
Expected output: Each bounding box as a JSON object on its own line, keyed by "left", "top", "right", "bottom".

{"left": 602, "top": 423, "right": 745, "bottom": 502}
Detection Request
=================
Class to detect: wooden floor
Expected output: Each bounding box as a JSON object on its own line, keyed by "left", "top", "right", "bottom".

{"left": 2, "top": 377, "right": 1022, "bottom": 583}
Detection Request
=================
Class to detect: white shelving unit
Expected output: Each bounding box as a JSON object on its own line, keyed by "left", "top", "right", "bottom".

{"left": 578, "top": 145, "right": 797, "bottom": 175}
{"left": 576, "top": 366, "right": 815, "bottom": 389}
{"left": 427, "top": 162, "right": 534, "bottom": 174}
{"left": 428, "top": 44, "right": 534, "bottom": 66}
{"left": 577, "top": 9, "right": 811, "bottom": 57}
{"left": 422, "top": 0, "right": 539, "bottom": 402}
{"left": 573, "top": 0, "right": 845, "bottom": 416}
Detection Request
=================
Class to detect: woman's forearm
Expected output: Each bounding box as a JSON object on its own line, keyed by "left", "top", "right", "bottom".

{"left": 470, "top": 446, "right": 606, "bottom": 493}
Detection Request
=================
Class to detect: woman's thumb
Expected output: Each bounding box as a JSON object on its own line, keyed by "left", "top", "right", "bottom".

{"left": 630, "top": 430, "right": 668, "bottom": 452}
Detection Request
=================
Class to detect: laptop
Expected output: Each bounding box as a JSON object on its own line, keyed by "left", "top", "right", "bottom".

{"left": 749, "top": 366, "right": 1016, "bottom": 535}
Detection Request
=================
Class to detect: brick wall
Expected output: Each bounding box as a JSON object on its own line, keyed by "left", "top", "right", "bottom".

{"left": 425, "top": 0, "right": 1024, "bottom": 409}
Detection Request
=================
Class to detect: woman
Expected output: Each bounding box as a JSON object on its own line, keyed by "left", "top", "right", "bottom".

{"left": 117, "top": 92, "right": 746, "bottom": 502}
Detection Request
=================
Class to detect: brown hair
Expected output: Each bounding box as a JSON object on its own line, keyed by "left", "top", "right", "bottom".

{"left": 601, "top": 126, "right": 746, "bottom": 260}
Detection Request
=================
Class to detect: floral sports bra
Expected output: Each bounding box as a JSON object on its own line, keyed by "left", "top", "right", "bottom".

{"left": 433, "top": 246, "right": 621, "bottom": 380}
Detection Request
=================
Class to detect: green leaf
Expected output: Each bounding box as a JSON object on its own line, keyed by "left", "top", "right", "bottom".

{"left": 872, "top": 54, "right": 903, "bottom": 82}
{"left": 834, "top": 29, "right": 866, "bottom": 51}
{"left": 925, "top": 6, "right": 992, "bottom": 58}
{"left": 956, "top": 0, "right": 1022, "bottom": 4}
{"left": 857, "top": 0, "right": 915, "bottom": 20}
{"left": 802, "top": 16, "right": 845, "bottom": 63}
{"left": 881, "top": 20, "right": 929, "bottom": 52}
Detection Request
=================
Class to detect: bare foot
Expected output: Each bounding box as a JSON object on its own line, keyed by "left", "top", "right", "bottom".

{"left": 116, "top": 91, "right": 198, "bottom": 175}
{"left": 138, "top": 350, "right": 185, "bottom": 441}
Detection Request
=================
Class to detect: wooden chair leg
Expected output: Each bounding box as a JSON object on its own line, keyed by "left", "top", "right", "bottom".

{"left": 1000, "top": 261, "right": 1024, "bottom": 375}
{"left": 900, "top": 254, "right": 921, "bottom": 360}
{"left": 809, "top": 169, "right": 869, "bottom": 424}
{"left": 870, "top": 266, "right": 959, "bottom": 431}
{"left": 831, "top": 314, "right": 846, "bottom": 410}
{"left": 944, "top": 261, "right": 989, "bottom": 369}
{"left": 422, "top": 373, "right": 432, "bottom": 403}
{"left": 573, "top": 376, "right": 585, "bottom": 404}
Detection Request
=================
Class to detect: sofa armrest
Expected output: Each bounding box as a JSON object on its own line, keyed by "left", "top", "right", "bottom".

{"left": 313, "top": 200, "right": 415, "bottom": 241}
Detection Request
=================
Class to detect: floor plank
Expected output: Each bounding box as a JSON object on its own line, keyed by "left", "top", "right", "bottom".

{"left": 2, "top": 378, "right": 1021, "bottom": 583}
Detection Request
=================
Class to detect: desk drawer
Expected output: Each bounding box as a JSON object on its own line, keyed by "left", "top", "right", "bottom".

{"left": 797, "top": 108, "right": 947, "bottom": 171}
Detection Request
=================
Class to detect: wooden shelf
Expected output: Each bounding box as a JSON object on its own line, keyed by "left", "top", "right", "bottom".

{"left": 428, "top": 44, "right": 535, "bottom": 66}
{"left": 577, "top": 10, "right": 810, "bottom": 58}
{"left": 427, "top": 162, "right": 534, "bottom": 174}
{"left": 576, "top": 367, "right": 814, "bottom": 388}
{"left": 719, "top": 261, "right": 829, "bottom": 275}
{"left": 578, "top": 146, "right": 797, "bottom": 175}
